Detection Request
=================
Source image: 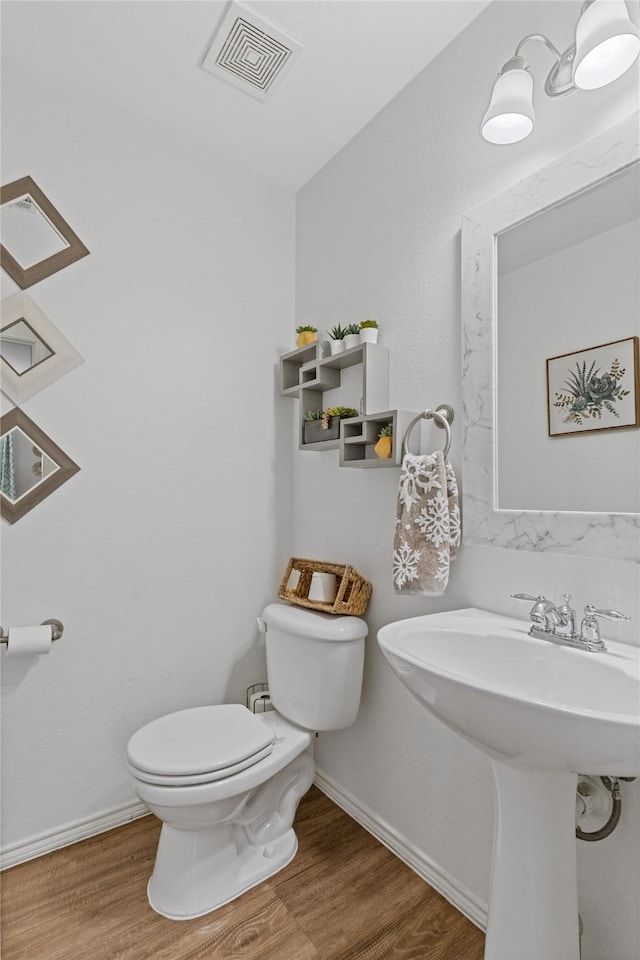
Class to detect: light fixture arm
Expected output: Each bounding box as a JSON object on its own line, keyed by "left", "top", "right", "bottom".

{"left": 514, "top": 34, "right": 564, "bottom": 63}
{"left": 510, "top": 33, "right": 579, "bottom": 98}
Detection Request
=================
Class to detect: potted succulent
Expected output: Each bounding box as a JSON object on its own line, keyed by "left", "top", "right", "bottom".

{"left": 374, "top": 423, "right": 393, "bottom": 459}
{"left": 359, "top": 319, "right": 379, "bottom": 344}
{"left": 296, "top": 325, "right": 318, "bottom": 348}
{"left": 327, "top": 324, "right": 347, "bottom": 355}
{"left": 303, "top": 406, "right": 358, "bottom": 444}
{"left": 344, "top": 324, "right": 361, "bottom": 350}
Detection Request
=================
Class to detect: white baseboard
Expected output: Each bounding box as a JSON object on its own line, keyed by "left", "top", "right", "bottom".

{"left": 1, "top": 799, "right": 149, "bottom": 870}
{"left": 1, "top": 769, "right": 490, "bottom": 931}
{"left": 314, "top": 769, "right": 488, "bottom": 932}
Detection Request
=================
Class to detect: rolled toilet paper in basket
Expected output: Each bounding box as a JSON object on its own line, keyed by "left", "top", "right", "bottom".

{"left": 308, "top": 572, "right": 338, "bottom": 603}
{"left": 5, "top": 624, "right": 52, "bottom": 658}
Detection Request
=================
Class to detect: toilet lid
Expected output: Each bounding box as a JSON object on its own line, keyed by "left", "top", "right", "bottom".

{"left": 126, "top": 704, "right": 275, "bottom": 782}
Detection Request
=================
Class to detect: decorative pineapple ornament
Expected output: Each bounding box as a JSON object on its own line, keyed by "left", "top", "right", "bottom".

{"left": 296, "top": 325, "right": 318, "bottom": 348}
{"left": 374, "top": 424, "right": 393, "bottom": 459}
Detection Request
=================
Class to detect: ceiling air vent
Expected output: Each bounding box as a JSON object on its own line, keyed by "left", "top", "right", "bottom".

{"left": 202, "top": 2, "right": 303, "bottom": 102}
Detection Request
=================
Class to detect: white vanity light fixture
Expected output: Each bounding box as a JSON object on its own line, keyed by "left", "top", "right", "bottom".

{"left": 481, "top": 57, "right": 535, "bottom": 145}
{"left": 481, "top": 0, "right": 640, "bottom": 144}
{"left": 574, "top": 0, "right": 640, "bottom": 88}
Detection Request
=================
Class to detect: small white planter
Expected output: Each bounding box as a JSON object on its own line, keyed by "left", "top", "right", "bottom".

{"left": 359, "top": 327, "right": 379, "bottom": 344}
{"left": 344, "top": 334, "right": 360, "bottom": 350}
{"left": 329, "top": 339, "right": 346, "bottom": 355}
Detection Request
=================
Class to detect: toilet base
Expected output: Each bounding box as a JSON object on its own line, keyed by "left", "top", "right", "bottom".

{"left": 145, "top": 746, "right": 316, "bottom": 920}
{"left": 147, "top": 825, "right": 298, "bottom": 920}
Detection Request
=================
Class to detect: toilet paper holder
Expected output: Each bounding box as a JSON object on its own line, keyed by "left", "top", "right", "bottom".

{"left": 0, "top": 618, "right": 64, "bottom": 644}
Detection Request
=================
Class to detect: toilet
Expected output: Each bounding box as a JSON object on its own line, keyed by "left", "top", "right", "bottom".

{"left": 126, "top": 602, "right": 368, "bottom": 920}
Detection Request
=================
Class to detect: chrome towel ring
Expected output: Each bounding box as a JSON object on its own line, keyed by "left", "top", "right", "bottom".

{"left": 402, "top": 405, "right": 454, "bottom": 459}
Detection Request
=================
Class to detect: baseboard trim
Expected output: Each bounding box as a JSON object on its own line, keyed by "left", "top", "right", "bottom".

{"left": 1, "top": 799, "right": 149, "bottom": 870}
{"left": 1, "top": 768, "right": 490, "bottom": 926}
{"left": 314, "top": 769, "right": 488, "bottom": 932}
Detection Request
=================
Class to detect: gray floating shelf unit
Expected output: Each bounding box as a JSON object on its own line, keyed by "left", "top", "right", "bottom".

{"left": 280, "top": 341, "right": 390, "bottom": 452}
{"left": 280, "top": 342, "right": 388, "bottom": 401}
{"left": 280, "top": 340, "right": 412, "bottom": 465}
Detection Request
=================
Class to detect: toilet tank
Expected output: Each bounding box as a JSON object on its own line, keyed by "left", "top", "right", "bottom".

{"left": 261, "top": 603, "right": 368, "bottom": 731}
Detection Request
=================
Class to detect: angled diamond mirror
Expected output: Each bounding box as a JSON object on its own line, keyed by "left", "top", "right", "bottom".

{"left": 1, "top": 176, "right": 89, "bottom": 289}
{"left": 0, "top": 408, "right": 80, "bottom": 524}
{"left": 0, "top": 293, "right": 84, "bottom": 404}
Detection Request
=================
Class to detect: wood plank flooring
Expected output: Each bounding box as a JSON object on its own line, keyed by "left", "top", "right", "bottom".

{"left": 1, "top": 786, "right": 485, "bottom": 960}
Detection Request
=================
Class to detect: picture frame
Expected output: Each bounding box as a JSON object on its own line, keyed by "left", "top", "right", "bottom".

{"left": 546, "top": 336, "right": 640, "bottom": 438}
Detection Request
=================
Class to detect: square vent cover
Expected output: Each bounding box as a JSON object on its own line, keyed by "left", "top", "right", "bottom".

{"left": 202, "top": 2, "right": 303, "bottom": 102}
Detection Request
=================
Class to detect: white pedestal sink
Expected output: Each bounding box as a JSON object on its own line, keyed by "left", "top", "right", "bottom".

{"left": 377, "top": 608, "right": 639, "bottom": 960}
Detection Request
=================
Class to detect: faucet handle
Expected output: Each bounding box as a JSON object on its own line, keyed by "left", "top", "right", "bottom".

{"left": 580, "top": 605, "right": 629, "bottom": 650}
{"left": 511, "top": 593, "right": 545, "bottom": 602}
{"left": 583, "top": 604, "right": 630, "bottom": 622}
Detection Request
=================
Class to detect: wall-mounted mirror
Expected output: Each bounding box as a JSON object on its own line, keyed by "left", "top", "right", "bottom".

{"left": 1, "top": 176, "right": 89, "bottom": 289}
{"left": 0, "top": 408, "right": 79, "bottom": 524}
{"left": 462, "top": 114, "right": 640, "bottom": 562}
{"left": 1, "top": 318, "right": 54, "bottom": 374}
{"left": 0, "top": 292, "right": 84, "bottom": 404}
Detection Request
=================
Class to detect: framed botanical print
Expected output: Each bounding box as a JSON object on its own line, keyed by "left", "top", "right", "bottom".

{"left": 547, "top": 337, "right": 640, "bottom": 438}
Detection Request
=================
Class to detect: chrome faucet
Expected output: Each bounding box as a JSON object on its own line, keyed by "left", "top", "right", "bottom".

{"left": 511, "top": 593, "right": 629, "bottom": 652}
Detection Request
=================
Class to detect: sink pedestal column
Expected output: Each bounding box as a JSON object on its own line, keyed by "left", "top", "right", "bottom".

{"left": 485, "top": 761, "right": 580, "bottom": 960}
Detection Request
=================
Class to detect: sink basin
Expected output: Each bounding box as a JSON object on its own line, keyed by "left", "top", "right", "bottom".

{"left": 377, "top": 607, "right": 640, "bottom": 775}
{"left": 377, "top": 607, "right": 640, "bottom": 960}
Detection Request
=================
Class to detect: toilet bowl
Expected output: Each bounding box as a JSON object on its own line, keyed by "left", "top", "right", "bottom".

{"left": 127, "top": 707, "right": 314, "bottom": 919}
{"left": 126, "top": 603, "right": 368, "bottom": 920}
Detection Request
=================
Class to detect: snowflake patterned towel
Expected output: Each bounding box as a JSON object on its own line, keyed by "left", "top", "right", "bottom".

{"left": 393, "top": 451, "right": 460, "bottom": 596}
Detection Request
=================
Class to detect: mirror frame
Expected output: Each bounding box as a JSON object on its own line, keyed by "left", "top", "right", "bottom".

{"left": 1, "top": 176, "right": 89, "bottom": 289}
{"left": 1, "top": 292, "right": 84, "bottom": 404}
{"left": 0, "top": 408, "right": 80, "bottom": 524}
{"left": 461, "top": 113, "right": 640, "bottom": 562}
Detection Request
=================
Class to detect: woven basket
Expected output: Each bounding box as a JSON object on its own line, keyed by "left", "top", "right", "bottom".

{"left": 277, "top": 557, "right": 372, "bottom": 616}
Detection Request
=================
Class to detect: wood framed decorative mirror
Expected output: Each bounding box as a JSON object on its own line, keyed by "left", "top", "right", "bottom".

{"left": 0, "top": 176, "right": 89, "bottom": 289}
{"left": 0, "top": 408, "right": 80, "bottom": 524}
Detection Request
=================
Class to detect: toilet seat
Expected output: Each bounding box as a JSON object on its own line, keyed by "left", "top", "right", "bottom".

{"left": 127, "top": 704, "right": 275, "bottom": 787}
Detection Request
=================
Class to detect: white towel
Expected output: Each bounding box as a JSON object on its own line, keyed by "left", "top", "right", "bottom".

{"left": 393, "top": 451, "right": 460, "bottom": 596}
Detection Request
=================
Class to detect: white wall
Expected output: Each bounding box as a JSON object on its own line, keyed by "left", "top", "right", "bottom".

{"left": 498, "top": 219, "right": 640, "bottom": 513}
{"left": 0, "top": 62, "right": 295, "bottom": 853}
{"left": 294, "top": 3, "right": 640, "bottom": 960}
{"left": 2, "top": 4, "right": 639, "bottom": 958}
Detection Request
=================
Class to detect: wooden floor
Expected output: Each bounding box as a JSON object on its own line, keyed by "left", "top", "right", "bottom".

{"left": 1, "top": 786, "right": 485, "bottom": 960}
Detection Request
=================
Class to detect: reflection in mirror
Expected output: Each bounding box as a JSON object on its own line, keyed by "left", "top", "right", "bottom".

{"left": 0, "top": 292, "right": 83, "bottom": 404}
{"left": 0, "top": 408, "right": 79, "bottom": 524}
{"left": 0, "top": 318, "right": 55, "bottom": 375}
{"left": 497, "top": 161, "right": 640, "bottom": 515}
{"left": 0, "top": 195, "right": 69, "bottom": 269}
{"left": 0, "top": 176, "right": 89, "bottom": 289}
{"left": 0, "top": 428, "right": 59, "bottom": 503}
